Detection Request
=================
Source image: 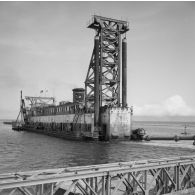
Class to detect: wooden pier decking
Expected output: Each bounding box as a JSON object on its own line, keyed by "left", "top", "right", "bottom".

{"left": 1, "top": 155, "right": 195, "bottom": 195}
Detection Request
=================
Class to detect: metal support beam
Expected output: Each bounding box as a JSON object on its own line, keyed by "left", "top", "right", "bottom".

{"left": 122, "top": 38, "right": 127, "bottom": 107}
{"left": 1, "top": 156, "right": 195, "bottom": 195}
{"left": 94, "top": 36, "right": 100, "bottom": 129}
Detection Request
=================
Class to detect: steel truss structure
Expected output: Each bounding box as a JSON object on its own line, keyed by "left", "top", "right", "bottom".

{"left": 25, "top": 96, "right": 55, "bottom": 108}
{"left": 85, "top": 15, "right": 129, "bottom": 109}
{"left": 1, "top": 155, "right": 195, "bottom": 195}
{"left": 14, "top": 91, "right": 26, "bottom": 124}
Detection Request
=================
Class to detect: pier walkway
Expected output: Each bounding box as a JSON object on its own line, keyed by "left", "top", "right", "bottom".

{"left": 1, "top": 156, "right": 195, "bottom": 195}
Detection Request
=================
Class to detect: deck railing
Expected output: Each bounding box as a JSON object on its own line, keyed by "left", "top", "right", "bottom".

{"left": 1, "top": 155, "right": 195, "bottom": 195}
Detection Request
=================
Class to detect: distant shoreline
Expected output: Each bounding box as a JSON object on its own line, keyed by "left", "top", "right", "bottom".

{"left": 133, "top": 116, "right": 195, "bottom": 122}
{"left": 1, "top": 116, "right": 195, "bottom": 123}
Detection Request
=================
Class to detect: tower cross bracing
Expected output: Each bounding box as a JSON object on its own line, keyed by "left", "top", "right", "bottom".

{"left": 85, "top": 15, "right": 129, "bottom": 109}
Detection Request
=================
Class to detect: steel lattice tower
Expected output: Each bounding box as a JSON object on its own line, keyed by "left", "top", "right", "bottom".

{"left": 85, "top": 16, "right": 129, "bottom": 109}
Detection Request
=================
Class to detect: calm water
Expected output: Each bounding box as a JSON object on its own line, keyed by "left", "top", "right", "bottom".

{"left": 0, "top": 120, "right": 195, "bottom": 174}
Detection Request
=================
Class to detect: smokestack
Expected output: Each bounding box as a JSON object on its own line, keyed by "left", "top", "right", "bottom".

{"left": 94, "top": 36, "right": 100, "bottom": 127}
{"left": 122, "top": 38, "right": 127, "bottom": 107}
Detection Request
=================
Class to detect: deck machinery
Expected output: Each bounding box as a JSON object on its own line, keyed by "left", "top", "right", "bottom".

{"left": 13, "top": 16, "right": 133, "bottom": 141}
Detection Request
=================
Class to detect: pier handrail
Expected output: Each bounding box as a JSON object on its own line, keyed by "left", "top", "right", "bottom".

{"left": 1, "top": 155, "right": 195, "bottom": 194}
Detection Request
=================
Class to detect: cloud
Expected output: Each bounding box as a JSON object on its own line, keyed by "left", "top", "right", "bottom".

{"left": 134, "top": 95, "right": 195, "bottom": 116}
{"left": 163, "top": 95, "right": 194, "bottom": 116}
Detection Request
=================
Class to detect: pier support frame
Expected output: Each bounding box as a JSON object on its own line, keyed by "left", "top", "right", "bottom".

{"left": 1, "top": 156, "right": 195, "bottom": 195}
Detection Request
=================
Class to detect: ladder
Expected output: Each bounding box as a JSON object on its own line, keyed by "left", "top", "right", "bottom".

{"left": 72, "top": 107, "right": 84, "bottom": 128}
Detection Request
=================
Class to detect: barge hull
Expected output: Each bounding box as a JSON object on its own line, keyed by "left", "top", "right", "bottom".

{"left": 21, "top": 124, "right": 98, "bottom": 141}
{"left": 15, "top": 107, "right": 132, "bottom": 141}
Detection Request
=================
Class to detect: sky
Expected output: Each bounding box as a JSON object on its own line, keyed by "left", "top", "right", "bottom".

{"left": 0, "top": 1, "right": 195, "bottom": 120}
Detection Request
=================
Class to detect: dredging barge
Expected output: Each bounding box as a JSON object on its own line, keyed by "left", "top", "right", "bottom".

{"left": 12, "top": 15, "right": 140, "bottom": 141}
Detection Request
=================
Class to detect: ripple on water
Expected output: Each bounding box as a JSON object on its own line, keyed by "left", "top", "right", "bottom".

{"left": 0, "top": 121, "right": 195, "bottom": 173}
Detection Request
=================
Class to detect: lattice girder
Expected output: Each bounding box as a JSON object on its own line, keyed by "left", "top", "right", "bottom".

{"left": 2, "top": 156, "right": 195, "bottom": 195}
{"left": 85, "top": 15, "right": 129, "bottom": 109}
